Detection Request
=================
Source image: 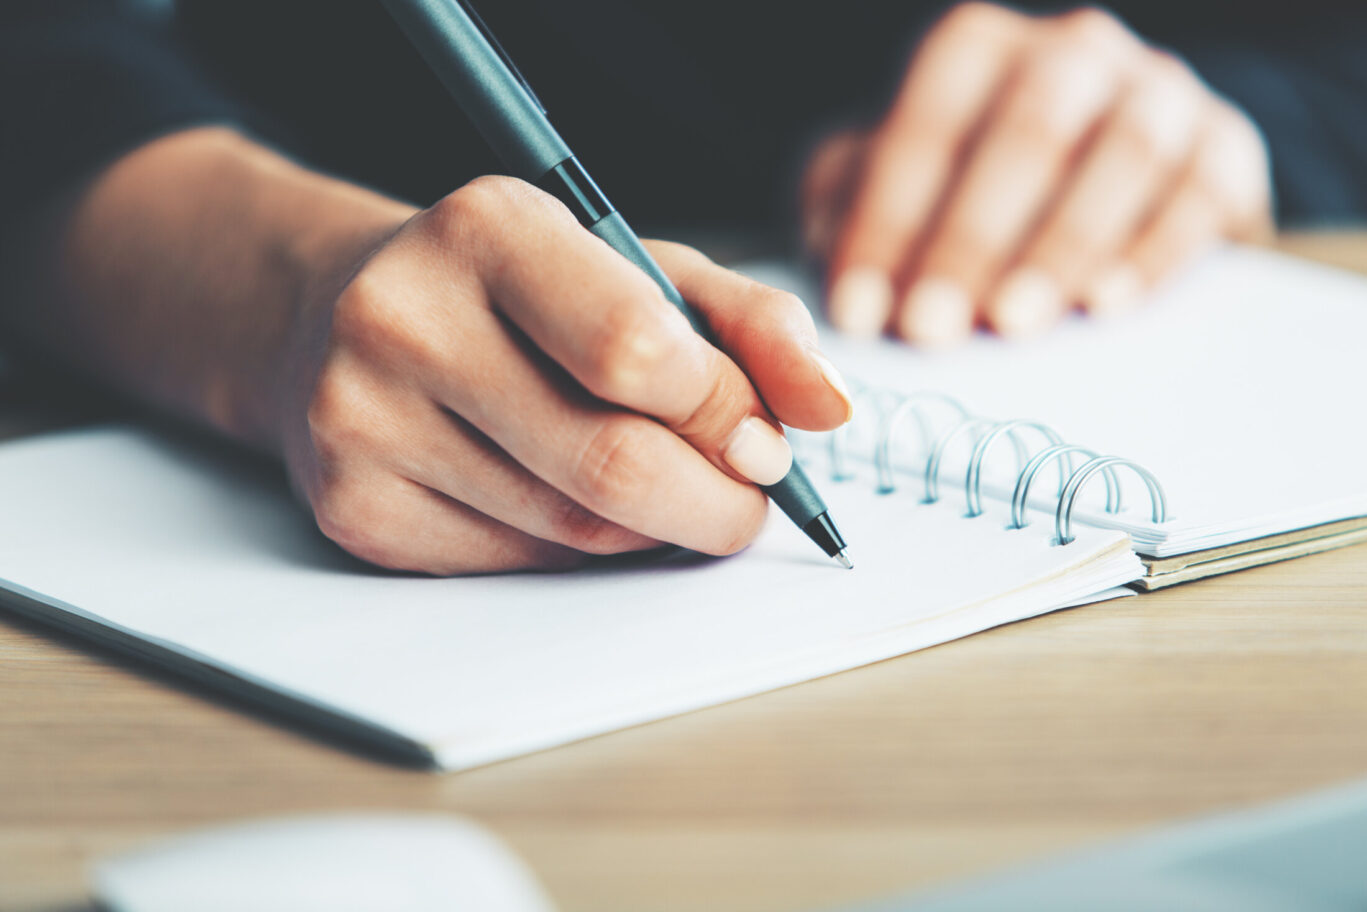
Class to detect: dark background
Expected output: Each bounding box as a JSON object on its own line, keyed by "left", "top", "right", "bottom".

{"left": 4, "top": 0, "right": 1367, "bottom": 238}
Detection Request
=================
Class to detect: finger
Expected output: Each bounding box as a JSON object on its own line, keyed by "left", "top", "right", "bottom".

{"left": 800, "top": 129, "right": 868, "bottom": 258}
{"left": 391, "top": 295, "right": 770, "bottom": 555}
{"left": 402, "top": 403, "right": 662, "bottom": 556}
{"left": 1084, "top": 104, "right": 1271, "bottom": 313}
{"left": 300, "top": 350, "right": 659, "bottom": 559}
{"left": 647, "top": 240, "right": 854, "bottom": 432}
{"left": 826, "top": 2, "right": 1025, "bottom": 336}
{"left": 312, "top": 471, "right": 583, "bottom": 576}
{"left": 994, "top": 53, "right": 1202, "bottom": 326}
{"left": 900, "top": 23, "right": 1133, "bottom": 343}
{"left": 450, "top": 177, "right": 716, "bottom": 424}
{"left": 448, "top": 180, "right": 795, "bottom": 488}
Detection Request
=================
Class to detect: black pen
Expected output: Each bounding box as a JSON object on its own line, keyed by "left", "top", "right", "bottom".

{"left": 379, "top": 0, "right": 851, "bottom": 569}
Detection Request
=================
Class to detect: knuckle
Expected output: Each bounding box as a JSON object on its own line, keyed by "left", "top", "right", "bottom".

{"left": 1117, "top": 57, "right": 1204, "bottom": 163}
{"left": 1054, "top": 6, "right": 1131, "bottom": 48}
{"left": 674, "top": 363, "right": 751, "bottom": 442}
{"left": 932, "top": 2, "right": 1009, "bottom": 41}
{"left": 1006, "top": 52, "right": 1110, "bottom": 144}
{"left": 332, "top": 272, "right": 437, "bottom": 370}
{"left": 572, "top": 418, "right": 655, "bottom": 516}
{"left": 552, "top": 501, "right": 636, "bottom": 555}
{"left": 312, "top": 477, "right": 393, "bottom": 566}
{"left": 433, "top": 175, "right": 559, "bottom": 240}
{"left": 331, "top": 268, "right": 449, "bottom": 372}
{"left": 1144, "top": 49, "right": 1199, "bottom": 89}
{"left": 305, "top": 367, "right": 374, "bottom": 458}
{"left": 331, "top": 268, "right": 392, "bottom": 346}
{"left": 587, "top": 307, "right": 682, "bottom": 403}
{"left": 447, "top": 174, "right": 523, "bottom": 217}
{"left": 430, "top": 180, "right": 496, "bottom": 235}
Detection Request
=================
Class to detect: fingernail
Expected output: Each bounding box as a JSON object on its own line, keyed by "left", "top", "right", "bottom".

{"left": 989, "top": 269, "right": 1064, "bottom": 338}
{"left": 829, "top": 268, "right": 892, "bottom": 337}
{"left": 809, "top": 350, "right": 855, "bottom": 424}
{"left": 1083, "top": 265, "right": 1144, "bottom": 317}
{"left": 722, "top": 417, "right": 793, "bottom": 486}
{"left": 899, "top": 278, "right": 973, "bottom": 347}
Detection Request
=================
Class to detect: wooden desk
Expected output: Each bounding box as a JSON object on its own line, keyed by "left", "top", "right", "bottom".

{"left": 3, "top": 233, "right": 1366, "bottom": 912}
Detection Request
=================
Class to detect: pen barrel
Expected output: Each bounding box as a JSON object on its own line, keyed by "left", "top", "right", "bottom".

{"left": 379, "top": 0, "right": 571, "bottom": 176}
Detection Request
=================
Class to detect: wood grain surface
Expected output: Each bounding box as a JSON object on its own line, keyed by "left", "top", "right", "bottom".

{"left": 2, "top": 232, "right": 1365, "bottom": 912}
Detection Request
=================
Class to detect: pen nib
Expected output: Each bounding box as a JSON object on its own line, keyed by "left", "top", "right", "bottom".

{"left": 834, "top": 549, "right": 853, "bottom": 570}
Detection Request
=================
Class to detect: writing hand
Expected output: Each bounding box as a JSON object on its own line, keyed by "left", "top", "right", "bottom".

{"left": 805, "top": 3, "right": 1273, "bottom": 344}
{"left": 285, "top": 177, "right": 853, "bottom": 574}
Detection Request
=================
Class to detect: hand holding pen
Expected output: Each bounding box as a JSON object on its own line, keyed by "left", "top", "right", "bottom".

{"left": 283, "top": 179, "right": 854, "bottom": 573}
{"left": 375, "top": 0, "right": 852, "bottom": 567}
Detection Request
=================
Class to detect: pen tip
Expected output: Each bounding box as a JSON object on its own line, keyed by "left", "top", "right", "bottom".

{"left": 834, "top": 549, "right": 853, "bottom": 570}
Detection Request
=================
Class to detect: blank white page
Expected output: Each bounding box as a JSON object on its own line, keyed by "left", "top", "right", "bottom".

{"left": 0, "top": 428, "right": 1139, "bottom": 770}
{"left": 742, "top": 246, "right": 1367, "bottom": 556}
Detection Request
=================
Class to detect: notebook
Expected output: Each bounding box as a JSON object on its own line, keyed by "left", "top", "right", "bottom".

{"left": 0, "top": 427, "right": 1139, "bottom": 770}
{"left": 746, "top": 244, "right": 1367, "bottom": 588}
{"left": 1, "top": 244, "right": 1361, "bottom": 768}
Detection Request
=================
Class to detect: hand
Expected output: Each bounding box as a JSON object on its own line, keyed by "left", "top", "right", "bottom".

{"left": 282, "top": 176, "right": 853, "bottom": 574}
{"left": 804, "top": 3, "right": 1273, "bottom": 345}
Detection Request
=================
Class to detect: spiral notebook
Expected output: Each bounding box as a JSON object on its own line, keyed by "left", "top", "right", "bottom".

{"left": 750, "top": 244, "right": 1367, "bottom": 588}
{"left": 0, "top": 244, "right": 1362, "bottom": 769}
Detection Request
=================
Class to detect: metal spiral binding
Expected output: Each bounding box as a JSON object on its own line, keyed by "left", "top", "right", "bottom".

{"left": 1010, "top": 444, "right": 1123, "bottom": 530}
{"left": 822, "top": 384, "right": 1171, "bottom": 546}
{"left": 1054, "top": 457, "right": 1167, "bottom": 545}
{"left": 964, "top": 420, "right": 1064, "bottom": 517}
{"left": 873, "top": 392, "right": 970, "bottom": 493}
{"left": 924, "top": 418, "right": 1012, "bottom": 504}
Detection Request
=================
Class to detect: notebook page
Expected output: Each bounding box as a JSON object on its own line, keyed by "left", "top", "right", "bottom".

{"left": 741, "top": 246, "right": 1367, "bottom": 556}
{"left": 0, "top": 428, "right": 1139, "bottom": 770}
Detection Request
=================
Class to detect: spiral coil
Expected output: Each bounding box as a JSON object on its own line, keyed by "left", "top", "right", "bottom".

{"left": 819, "top": 387, "right": 1169, "bottom": 546}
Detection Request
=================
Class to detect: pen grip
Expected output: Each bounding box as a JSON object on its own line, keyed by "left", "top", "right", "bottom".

{"left": 589, "top": 212, "right": 711, "bottom": 338}
{"left": 593, "top": 214, "right": 829, "bottom": 529}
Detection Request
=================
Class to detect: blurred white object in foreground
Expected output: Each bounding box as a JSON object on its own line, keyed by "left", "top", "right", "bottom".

{"left": 92, "top": 813, "right": 556, "bottom": 912}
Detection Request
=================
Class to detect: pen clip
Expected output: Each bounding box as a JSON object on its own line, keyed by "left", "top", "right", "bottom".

{"left": 455, "top": 0, "right": 547, "bottom": 114}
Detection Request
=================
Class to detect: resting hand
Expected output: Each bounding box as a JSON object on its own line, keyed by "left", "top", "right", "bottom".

{"left": 804, "top": 3, "right": 1273, "bottom": 344}
{"left": 284, "top": 177, "right": 852, "bottom": 574}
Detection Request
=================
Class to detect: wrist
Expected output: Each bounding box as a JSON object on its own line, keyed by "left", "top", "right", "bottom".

{"left": 225, "top": 151, "right": 417, "bottom": 452}
{"left": 27, "top": 126, "right": 418, "bottom": 456}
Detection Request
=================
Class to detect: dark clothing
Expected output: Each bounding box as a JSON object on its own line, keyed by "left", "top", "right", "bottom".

{"left": 3, "top": 0, "right": 1367, "bottom": 238}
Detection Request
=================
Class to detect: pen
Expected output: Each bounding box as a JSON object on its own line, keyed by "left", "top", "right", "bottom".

{"left": 379, "top": 0, "right": 851, "bottom": 569}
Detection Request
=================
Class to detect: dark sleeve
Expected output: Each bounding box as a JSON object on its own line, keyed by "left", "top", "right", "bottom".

{"left": 0, "top": 0, "right": 264, "bottom": 220}
{"left": 1153, "top": 15, "right": 1367, "bottom": 226}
